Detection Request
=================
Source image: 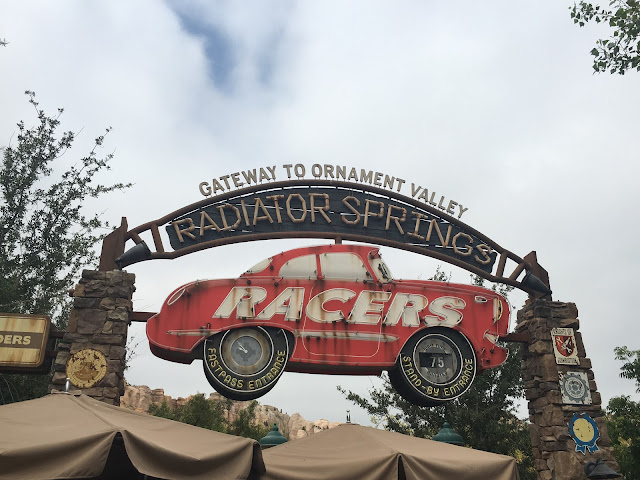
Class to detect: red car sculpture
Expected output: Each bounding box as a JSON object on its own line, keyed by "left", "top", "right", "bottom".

{"left": 147, "top": 244, "right": 510, "bottom": 406}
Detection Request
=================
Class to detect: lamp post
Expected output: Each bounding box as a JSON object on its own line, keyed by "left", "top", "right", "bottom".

{"left": 431, "top": 421, "right": 464, "bottom": 446}
{"left": 259, "top": 423, "right": 288, "bottom": 449}
{"left": 584, "top": 459, "right": 621, "bottom": 479}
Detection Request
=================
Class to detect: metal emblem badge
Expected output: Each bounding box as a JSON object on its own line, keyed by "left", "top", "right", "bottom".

{"left": 551, "top": 327, "right": 579, "bottom": 365}
{"left": 66, "top": 348, "right": 108, "bottom": 389}
{"left": 568, "top": 413, "right": 600, "bottom": 454}
{"left": 559, "top": 371, "right": 592, "bottom": 405}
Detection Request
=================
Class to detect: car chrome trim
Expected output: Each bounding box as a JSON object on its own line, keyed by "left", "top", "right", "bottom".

{"left": 294, "top": 330, "right": 399, "bottom": 342}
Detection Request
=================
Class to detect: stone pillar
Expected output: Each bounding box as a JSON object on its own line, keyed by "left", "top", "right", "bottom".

{"left": 49, "top": 270, "right": 135, "bottom": 405}
{"left": 517, "top": 300, "right": 619, "bottom": 480}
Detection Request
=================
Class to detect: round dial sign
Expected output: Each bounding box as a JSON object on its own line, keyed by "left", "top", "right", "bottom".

{"left": 66, "top": 348, "right": 107, "bottom": 389}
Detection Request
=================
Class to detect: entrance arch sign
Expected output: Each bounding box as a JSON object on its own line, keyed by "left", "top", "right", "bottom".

{"left": 106, "top": 179, "right": 551, "bottom": 296}
{"left": 86, "top": 168, "right": 625, "bottom": 477}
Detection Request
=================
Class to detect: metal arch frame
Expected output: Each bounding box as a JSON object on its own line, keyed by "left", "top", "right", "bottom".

{"left": 100, "top": 179, "right": 551, "bottom": 298}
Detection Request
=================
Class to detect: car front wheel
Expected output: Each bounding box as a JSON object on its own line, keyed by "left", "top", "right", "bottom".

{"left": 203, "top": 326, "right": 289, "bottom": 401}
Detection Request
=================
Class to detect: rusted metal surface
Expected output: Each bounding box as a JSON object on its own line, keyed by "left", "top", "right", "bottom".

{"left": 523, "top": 251, "right": 550, "bottom": 298}
{"left": 508, "top": 261, "right": 527, "bottom": 281}
{"left": 130, "top": 311, "right": 156, "bottom": 322}
{"left": 147, "top": 244, "right": 511, "bottom": 370}
{"left": 150, "top": 224, "right": 165, "bottom": 254}
{"left": 148, "top": 243, "right": 512, "bottom": 404}
{"left": 99, "top": 217, "right": 127, "bottom": 271}
{"left": 103, "top": 180, "right": 551, "bottom": 296}
{"left": 499, "top": 332, "right": 531, "bottom": 343}
{"left": 496, "top": 252, "right": 507, "bottom": 277}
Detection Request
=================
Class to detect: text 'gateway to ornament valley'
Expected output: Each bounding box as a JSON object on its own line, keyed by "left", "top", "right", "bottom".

{"left": 198, "top": 163, "right": 469, "bottom": 219}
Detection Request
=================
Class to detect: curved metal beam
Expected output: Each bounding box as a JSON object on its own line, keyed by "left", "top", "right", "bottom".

{"left": 102, "top": 180, "right": 551, "bottom": 298}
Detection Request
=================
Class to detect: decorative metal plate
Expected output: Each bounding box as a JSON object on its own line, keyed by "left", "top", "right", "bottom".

{"left": 66, "top": 348, "right": 107, "bottom": 389}
{"left": 568, "top": 413, "right": 600, "bottom": 454}
{"left": 559, "top": 371, "right": 592, "bottom": 405}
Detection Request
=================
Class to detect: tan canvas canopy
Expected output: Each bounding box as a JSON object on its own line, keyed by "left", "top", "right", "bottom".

{"left": 260, "top": 423, "right": 520, "bottom": 480}
{"left": 0, "top": 392, "right": 265, "bottom": 480}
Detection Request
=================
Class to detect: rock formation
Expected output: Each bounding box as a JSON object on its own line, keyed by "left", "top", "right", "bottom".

{"left": 121, "top": 383, "right": 340, "bottom": 440}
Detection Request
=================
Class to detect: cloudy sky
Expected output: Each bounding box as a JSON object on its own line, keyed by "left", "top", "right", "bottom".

{"left": 2, "top": 1, "right": 639, "bottom": 426}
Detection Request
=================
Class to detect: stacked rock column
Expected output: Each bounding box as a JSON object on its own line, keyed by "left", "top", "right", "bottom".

{"left": 49, "top": 270, "right": 135, "bottom": 406}
{"left": 516, "top": 300, "right": 619, "bottom": 480}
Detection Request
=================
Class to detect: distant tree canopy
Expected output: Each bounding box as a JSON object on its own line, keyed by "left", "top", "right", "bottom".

{"left": 607, "top": 346, "right": 640, "bottom": 480}
{"left": 148, "top": 394, "right": 269, "bottom": 441}
{"left": 0, "top": 91, "right": 129, "bottom": 403}
{"left": 571, "top": 1, "right": 640, "bottom": 73}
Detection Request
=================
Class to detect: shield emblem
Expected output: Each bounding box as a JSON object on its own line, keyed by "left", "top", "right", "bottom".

{"left": 554, "top": 335, "right": 575, "bottom": 357}
{"left": 551, "top": 327, "right": 580, "bottom": 365}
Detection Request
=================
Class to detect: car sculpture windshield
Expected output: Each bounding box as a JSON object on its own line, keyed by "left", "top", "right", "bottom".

{"left": 147, "top": 244, "right": 510, "bottom": 406}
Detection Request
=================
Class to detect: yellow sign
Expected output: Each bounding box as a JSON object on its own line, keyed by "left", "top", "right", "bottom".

{"left": 66, "top": 349, "right": 107, "bottom": 388}
{"left": 0, "top": 314, "right": 50, "bottom": 368}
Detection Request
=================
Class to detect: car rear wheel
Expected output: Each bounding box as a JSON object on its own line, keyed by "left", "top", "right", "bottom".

{"left": 203, "top": 326, "right": 290, "bottom": 401}
{"left": 388, "top": 327, "right": 476, "bottom": 407}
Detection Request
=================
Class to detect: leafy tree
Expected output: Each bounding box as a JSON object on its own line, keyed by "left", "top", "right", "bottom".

{"left": 1, "top": 91, "right": 129, "bottom": 325}
{"left": 613, "top": 346, "right": 640, "bottom": 390}
{"left": 340, "top": 274, "right": 535, "bottom": 480}
{"left": 0, "top": 373, "right": 48, "bottom": 405}
{"left": 606, "top": 346, "right": 640, "bottom": 479}
{"left": 570, "top": 0, "right": 640, "bottom": 74}
{"left": 182, "top": 394, "right": 229, "bottom": 433}
{"left": 607, "top": 396, "right": 640, "bottom": 479}
{"left": 148, "top": 394, "right": 268, "bottom": 441}
{"left": 0, "top": 91, "right": 129, "bottom": 403}
{"left": 227, "top": 400, "right": 269, "bottom": 440}
{"left": 149, "top": 394, "right": 228, "bottom": 432}
{"left": 147, "top": 399, "right": 178, "bottom": 421}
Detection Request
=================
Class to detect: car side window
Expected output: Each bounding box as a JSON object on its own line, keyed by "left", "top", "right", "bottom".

{"left": 370, "top": 257, "right": 394, "bottom": 282}
{"left": 279, "top": 254, "right": 317, "bottom": 279}
{"left": 320, "top": 253, "right": 370, "bottom": 281}
{"left": 244, "top": 257, "right": 272, "bottom": 275}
